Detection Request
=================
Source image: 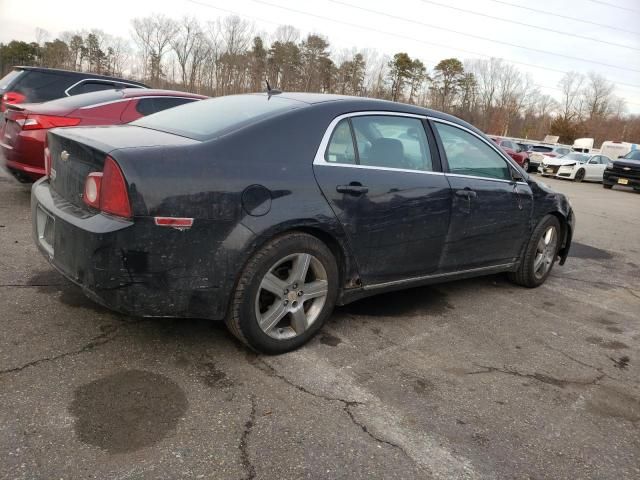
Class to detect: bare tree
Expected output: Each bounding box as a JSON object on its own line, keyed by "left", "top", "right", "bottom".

{"left": 558, "top": 71, "right": 585, "bottom": 121}
{"left": 131, "top": 14, "right": 179, "bottom": 85}
{"left": 582, "top": 72, "right": 615, "bottom": 120}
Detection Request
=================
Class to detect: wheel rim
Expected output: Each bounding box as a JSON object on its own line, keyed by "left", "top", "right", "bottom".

{"left": 523, "top": 160, "right": 529, "bottom": 171}
{"left": 255, "top": 253, "right": 328, "bottom": 340}
{"left": 533, "top": 226, "right": 558, "bottom": 280}
{"left": 576, "top": 170, "right": 584, "bottom": 181}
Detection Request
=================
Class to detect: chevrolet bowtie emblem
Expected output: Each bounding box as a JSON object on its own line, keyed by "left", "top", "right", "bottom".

{"left": 60, "top": 150, "right": 70, "bottom": 161}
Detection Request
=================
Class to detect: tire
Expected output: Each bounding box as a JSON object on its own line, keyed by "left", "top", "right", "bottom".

{"left": 226, "top": 232, "right": 339, "bottom": 354}
{"left": 522, "top": 159, "right": 530, "bottom": 172}
{"left": 603, "top": 184, "right": 613, "bottom": 189}
{"left": 574, "top": 169, "right": 585, "bottom": 182}
{"left": 509, "top": 215, "right": 561, "bottom": 288}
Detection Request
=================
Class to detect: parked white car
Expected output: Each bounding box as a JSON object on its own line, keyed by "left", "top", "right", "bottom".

{"left": 546, "top": 153, "right": 613, "bottom": 182}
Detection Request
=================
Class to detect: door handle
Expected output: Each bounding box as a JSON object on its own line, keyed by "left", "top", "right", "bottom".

{"left": 455, "top": 189, "right": 477, "bottom": 198}
{"left": 337, "top": 183, "right": 369, "bottom": 195}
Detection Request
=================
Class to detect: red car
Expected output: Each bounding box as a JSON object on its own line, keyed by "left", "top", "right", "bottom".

{"left": 1, "top": 88, "right": 206, "bottom": 182}
{"left": 489, "top": 136, "right": 530, "bottom": 172}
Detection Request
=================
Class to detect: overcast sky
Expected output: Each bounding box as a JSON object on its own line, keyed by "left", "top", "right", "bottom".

{"left": 1, "top": 0, "right": 639, "bottom": 112}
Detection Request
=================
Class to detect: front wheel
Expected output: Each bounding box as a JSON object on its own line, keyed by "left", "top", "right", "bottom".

{"left": 509, "top": 215, "right": 561, "bottom": 288}
{"left": 226, "top": 232, "right": 339, "bottom": 354}
{"left": 574, "top": 169, "right": 585, "bottom": 182}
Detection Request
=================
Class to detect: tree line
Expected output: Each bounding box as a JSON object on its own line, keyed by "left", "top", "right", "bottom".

{"left": 1, "top": 15, "right": 638, "bottom": 145}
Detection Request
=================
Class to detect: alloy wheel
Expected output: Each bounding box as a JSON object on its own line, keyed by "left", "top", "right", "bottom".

{"left": 255, "top": 253, "right": 329, "bottom": 340}
{"left": 533, "top": 226, "right": 558, "bottom": 280}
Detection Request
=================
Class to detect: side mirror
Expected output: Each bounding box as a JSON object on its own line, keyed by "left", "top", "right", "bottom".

{"left": 511, "top": 169, "right": 525, "bottom": 182}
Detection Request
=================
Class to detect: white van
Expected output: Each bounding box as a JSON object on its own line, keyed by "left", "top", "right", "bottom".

{"left": 572, "top": 138, "right": 595, "bottom": 153}
{"left": 600, "top": 141, "right": 637, "bottom": 160}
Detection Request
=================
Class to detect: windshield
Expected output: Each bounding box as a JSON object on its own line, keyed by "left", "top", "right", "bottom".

{"left": 623, "top": 150, "right": 640, "bottom": 160}
{"left": 131, "top": 94, "right": 306, "bottom": 140}
{"left": 560, "top": 152, "right": 590, "bottom": 162}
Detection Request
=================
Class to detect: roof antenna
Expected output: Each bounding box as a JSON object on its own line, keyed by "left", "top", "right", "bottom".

{"left": 265, "top": 79, "right": 282, "bottom": 98}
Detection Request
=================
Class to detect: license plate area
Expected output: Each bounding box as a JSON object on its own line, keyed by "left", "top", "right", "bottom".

{"left": 36, "top": 206, "right": 55, "bottom": 257}
{"left": 618, "top": 178, "right": 629, "bottom": 185}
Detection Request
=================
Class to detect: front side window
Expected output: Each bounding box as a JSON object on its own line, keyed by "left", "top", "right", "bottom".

{"left": 434, "top": 122, "right": 511, "bottom": 181}
{"left": 350, "top": 115, "right": 433, "bottom": 171}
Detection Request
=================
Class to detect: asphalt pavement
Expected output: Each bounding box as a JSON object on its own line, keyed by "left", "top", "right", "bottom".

{"left": 0, "top": 171, "right": 638, "bottom": 479}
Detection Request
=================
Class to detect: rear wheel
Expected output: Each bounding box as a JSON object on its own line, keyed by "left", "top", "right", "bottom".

{"left": 603, "top": 184, "right": 613, "bottom": 189}
{"left": 574, "top": 169, "right": 585, "bottom": 182}
{"left": 522, "top": 159, "right": 530, "bottom": 172}
{"left": 226, "top": 233, "right": 338, "bottom": 354}
{"left": 509, "top": 215, "right": 561, "bottom": 288}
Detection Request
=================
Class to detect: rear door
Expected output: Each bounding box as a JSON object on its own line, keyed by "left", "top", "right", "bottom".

{"left": 432, "top": 120, "right": 533, "bottom": 271}
{"left": 313, "top": 113, "right": 452, "bottom": 286}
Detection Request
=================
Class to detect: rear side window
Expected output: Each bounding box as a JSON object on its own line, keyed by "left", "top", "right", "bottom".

{"left": 67, "top": 81, "right": 119, "bottom": 95}
{"left": 434, "top": 122, "right": 511, "bottom": 181}
{"left": 9, "top": 70, "right": 72, "bottom": 102}
{"left": 131, "top": 94, "right": 305, "bottom": 140}
{"left": 135, "top": 97, "right": 198, "bottom": 116}
{"left": 351, "top": 116, "right": 433, "bottom": 171}
{"left": 325, "top": 119, "right": 356, "bottom": 164}
{"left": 556, "top": 148, "right": 570, "bottom": 155}
{"left": 0, "top": 69, "right": 24, "bottom": 92}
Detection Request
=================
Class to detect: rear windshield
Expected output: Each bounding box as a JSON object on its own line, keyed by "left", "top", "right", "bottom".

{"left": 8, "top": 69, "right": 73, "bottom": 102}
{"left": 532, "top": 146, "right": 552, "bottom": 152}
{"left": 41, "top": 89, "right": 124, "bottom": 109}
{"left": 0, "top": 69, "right": 24, "bottom": 92}
{"left": 131, "top": 94, "right": 306, "bottom": 140}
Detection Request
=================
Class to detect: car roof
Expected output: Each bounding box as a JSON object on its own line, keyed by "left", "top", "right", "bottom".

{"left": 252, "top": 92, "right": 479, "bottom": 132}
{"left": 13, "top": 66, "right": 148, "bottom": 86}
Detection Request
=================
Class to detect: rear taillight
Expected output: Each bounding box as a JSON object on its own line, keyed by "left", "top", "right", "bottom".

{"left": 0, "top": 91, "right": 26, "bottom": 112}
{"left": 17, "top": 115, "right": 81, "bottom": 130}
{"left": 83, "top": 156, "right": 132, "bottom": 218}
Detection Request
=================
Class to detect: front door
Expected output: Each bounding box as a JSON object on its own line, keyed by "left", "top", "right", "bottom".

{"left": 313, "top": 114, "right": 452, "bottom": 286}
{"left": 431, "top": 121, "right": 533, "bottom": 271}
{"left": 585, "top": 155, "right": 608, "bottom": 181}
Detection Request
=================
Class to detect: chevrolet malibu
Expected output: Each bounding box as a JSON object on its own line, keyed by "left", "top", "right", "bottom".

{"left": 32, "top": 93, "right": 574, "bottom": 353}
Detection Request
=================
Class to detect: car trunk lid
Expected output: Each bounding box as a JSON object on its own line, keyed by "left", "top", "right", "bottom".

{"left": 47, "top": 125, "right": 199, "bottom": 211}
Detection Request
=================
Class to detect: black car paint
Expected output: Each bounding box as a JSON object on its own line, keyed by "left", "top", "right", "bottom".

{"left": 603, "top": 156, "right": 640, "bottom": 189}
{"left": 32, "top": 94, "right": 574, "bottom": 320}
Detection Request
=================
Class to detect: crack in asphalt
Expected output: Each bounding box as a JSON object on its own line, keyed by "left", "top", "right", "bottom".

{"left": 251, "top": 357, "right": 415, "bottom": 461}
{"left": 467, "top": 363, "right": 605, "bottom": 387}
{"left": 343, "top": 402, "right": 408, "bottom": 452}
{"left": 0, "top": 320, "right": 147, "bottom": 377}
{"left": 239, "top": 395, "right": 257, "bottom": 480}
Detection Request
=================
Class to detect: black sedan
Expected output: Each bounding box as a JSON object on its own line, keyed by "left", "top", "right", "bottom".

{"left": 32, "top": 93, "right": 574, "bottom": 353}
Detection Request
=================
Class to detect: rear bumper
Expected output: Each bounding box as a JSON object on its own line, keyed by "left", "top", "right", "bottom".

{"left": 0, "top": 132, "right": 46, "bottom": 182}
{"left": 31, "top": 179, "right": 234, "bottom": 320}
